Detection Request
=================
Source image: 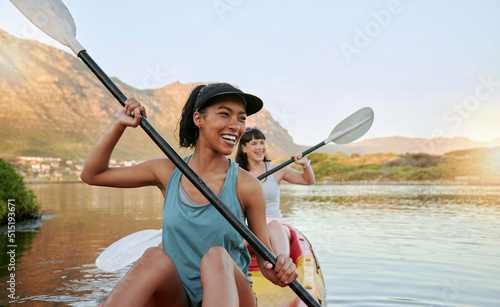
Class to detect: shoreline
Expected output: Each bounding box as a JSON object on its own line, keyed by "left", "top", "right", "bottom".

{"left": 313, "top": 179, "right": 500, "bottom": 186}
{"left": 25, "top": 179, "right": 500, "bottom": 186}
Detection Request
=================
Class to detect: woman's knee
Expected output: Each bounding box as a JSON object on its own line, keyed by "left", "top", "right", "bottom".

{"left": 268, "top": 220, "right": 286, "bottom": 235}
{"left": 200, "top": 246, "right": 232, "bottom": 271}
{"left": 140, "top": 247, "right": 167, "bottom": 261}
{"left": 137, "top": 247, "right": 174, "bottom": 272}
{"left": 268, "top": 219, "right": 281, "bottom": 229}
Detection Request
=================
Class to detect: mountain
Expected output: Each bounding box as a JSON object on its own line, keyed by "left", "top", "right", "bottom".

{"left": 0, "top": 30, "right": 299, "bottom": 161}
{"left": 321, "top": 136, "right": 500, "bottom": 155}
{"left": 0, "top": 29, "right": 499, "bottom": 161}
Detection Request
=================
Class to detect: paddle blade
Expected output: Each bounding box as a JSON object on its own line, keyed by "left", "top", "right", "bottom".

{"left": 95, "top": 229, "right": 162, "bottom": 272}
{"left": 10, "top": 0, "right": 84, "bottom": 54}
{"left": 324, "top": 107, "right": 374, "bottom": 144}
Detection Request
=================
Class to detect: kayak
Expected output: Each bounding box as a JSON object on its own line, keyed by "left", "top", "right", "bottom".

{"left": 246, "top": 218, "right": 327, "bottom": 306}
{"left": 95, "top": 218, "right": 327, "bottom": 306}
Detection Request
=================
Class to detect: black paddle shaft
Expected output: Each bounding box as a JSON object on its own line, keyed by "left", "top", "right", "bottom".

{"left": 78, "top": 50, "right": 321, "bottom": 307}
{"left": 257, "top": 141, "right": 325, "bottom": 180}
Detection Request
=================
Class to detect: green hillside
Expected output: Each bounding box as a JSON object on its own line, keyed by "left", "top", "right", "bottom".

{"left": 283, "top": 147, "right": 500, "bottom": 185}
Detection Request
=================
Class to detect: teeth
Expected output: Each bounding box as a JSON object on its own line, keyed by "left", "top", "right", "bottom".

{"left": 222, "top": 135, "right": 236, "bottom": 141}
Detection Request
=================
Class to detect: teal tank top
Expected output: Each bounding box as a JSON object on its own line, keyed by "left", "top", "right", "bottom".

{"left": 162, "top": 156, "right": 251, "bottom": 307}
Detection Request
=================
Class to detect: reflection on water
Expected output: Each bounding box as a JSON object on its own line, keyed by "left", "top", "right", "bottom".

{"left": 0, "top": 183, "right": 164, "bottom": 306}
{"left": 0, "top": 183, "right": 499, "bottom": 306}
{"left": 280, "top": 185, "right": 500, "bottom": 307}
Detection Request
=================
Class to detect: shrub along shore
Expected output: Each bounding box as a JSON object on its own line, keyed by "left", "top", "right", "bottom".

{"left": 0, "top": 159, "right": 40, "bottom": 225}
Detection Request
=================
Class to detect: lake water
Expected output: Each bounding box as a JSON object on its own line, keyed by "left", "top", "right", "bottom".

{"left": 1, "top": 183, "right": 499, "bottom": 306}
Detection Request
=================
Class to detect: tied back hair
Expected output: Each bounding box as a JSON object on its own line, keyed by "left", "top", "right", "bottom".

{"left": 235, "top": 129, "right": 271, "bottom": 171}
{"left": 179, "top": 85, "right": 205, "bottom": 148}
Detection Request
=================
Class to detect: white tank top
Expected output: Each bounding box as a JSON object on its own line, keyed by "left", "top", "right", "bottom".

{"left": 261, "top": 162, "right": 282, "bottom": 217}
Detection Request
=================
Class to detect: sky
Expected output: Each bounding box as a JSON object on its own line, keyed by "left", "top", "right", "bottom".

{"left": 1, "top": 0, "right": 500, "bottom": 146}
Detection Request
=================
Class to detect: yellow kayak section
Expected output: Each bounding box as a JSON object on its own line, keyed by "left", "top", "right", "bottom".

{"left": 247, "top": 218, "right": 327, "bottom": 306}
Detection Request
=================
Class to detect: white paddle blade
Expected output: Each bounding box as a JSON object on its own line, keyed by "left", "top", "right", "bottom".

{"left": 10, "top": 0, "right": 84, "bottom": 54}
{"left": 324, "top": 107, "right": 374, "bottom": 144}
{"left": 95, "top": 229, "right": 162, "bottom": 272}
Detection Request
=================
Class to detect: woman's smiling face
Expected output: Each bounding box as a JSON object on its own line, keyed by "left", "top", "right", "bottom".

{"left": 242, "top": 137, "right": 266, "bottom": 162}
{"left": 195, "top": 95, "right": 247, "bottom": 155}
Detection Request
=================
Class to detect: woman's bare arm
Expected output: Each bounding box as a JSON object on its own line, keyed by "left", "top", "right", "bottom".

{"left": 80, "top": 99, "right": 173, "bottom": 192}
{"left": 237, "top": 169, "right": 298, "bottom": 286}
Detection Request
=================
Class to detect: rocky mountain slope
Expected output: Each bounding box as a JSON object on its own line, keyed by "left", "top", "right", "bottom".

{"left": 1, "top": 29, "right": 499, "bottom": 161}
{"left": 0, "top": 30, "right": 298, "bottom": 160}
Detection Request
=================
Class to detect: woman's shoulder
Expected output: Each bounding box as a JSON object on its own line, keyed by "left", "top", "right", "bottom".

{"left": 270, "top": 162, "right": 290, "bottom": 183}
{"left": 235, "top": 167, "right": 265, "bottom": 211}
{"left": 141, "top": 158, "right": 177, "bottom": 186}
{"left": 236, "top": 168, "right": 263, "bottom": 195}
{"left": 236, "top": 167, "right": 259, "bottom": 185}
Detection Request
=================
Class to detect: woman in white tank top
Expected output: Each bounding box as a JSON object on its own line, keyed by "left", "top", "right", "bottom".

{"left": 235, "top": 127, "right": 315, "bottom": 257}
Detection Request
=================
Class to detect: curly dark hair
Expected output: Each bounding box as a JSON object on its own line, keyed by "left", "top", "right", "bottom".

{"left": 178, "top": 85, "right": 205, "bottom": 148}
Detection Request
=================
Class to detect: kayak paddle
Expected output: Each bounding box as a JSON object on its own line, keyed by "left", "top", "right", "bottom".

{"left": 10, "top": 1, "right": 320, "bottom": 306}
{"left": 257, "top": 107, "right": 374, "bottom": 180}
{"left": 95, "top": 229, "right": 162, "bottom": 272}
